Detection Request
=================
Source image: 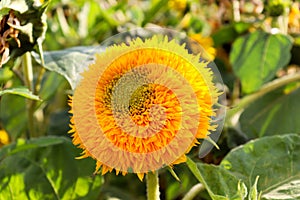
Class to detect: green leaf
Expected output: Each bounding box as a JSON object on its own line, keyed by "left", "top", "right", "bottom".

{"left": 240, "top": 86, "right": 300, "bottom": 139}
{"left": 212, "top": 22, "right": 250, "bottom": 47}
{"left": 212, "top": 25, "right": 239, "bottom": 47}
{"left": 0, "top": 136, "right": 64, "bottom": 158}
{"left": 221, "top": 134, "right": 300, "bottom": 199}
{"left": 130, "top": 6, "right": 145, "bottom": 26}
{"left": 32, "top": 46, "right": 103, "bottom": 89}
{"left": 142, "top": 0, "right": 169, "bottom": 26}
{"left": 38, "top": 71, "right": 67, "bottom": 102}
{"left": 234, "top": 22, "right": 251, "bottom": 34}
{"left": 0, "top": 136, "right": 102, "bottom": 200}
{"left": 0, "top": 87, "right": 40, "bottom": 100}
{"left": 230, "top": 31, "right": 293, "bottom": 93}
{"left": 262, "top": 179, "right": 300, "bottom": 200}
{"left": 0, "top": 67, "right": 14, "bottom": 83}
{"left": 186, "top": 157, "right": 243, "bottom": 200}
{"left": 0, "top": 94, "right": 27, "bottom": 140}
{"left": 187, "top": 134, "right": 300, "bottom": 200}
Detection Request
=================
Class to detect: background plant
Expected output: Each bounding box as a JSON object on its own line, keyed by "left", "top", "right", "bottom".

{"left": 0, "top": 0, "right": 300, "bottom": 199}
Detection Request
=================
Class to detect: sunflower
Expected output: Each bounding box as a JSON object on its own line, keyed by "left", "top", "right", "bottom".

{"left": 69, "top": 35, "right": 219, "bottom": 181}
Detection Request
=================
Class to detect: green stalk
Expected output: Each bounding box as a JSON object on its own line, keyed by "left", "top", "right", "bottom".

{"left": 226, "top": 72, "right": 300, "bottom": 126}
{"left": 34, "top": 39, "right": 46, "bottom": 95}
{"left": 182, "top": 183, "right": 205, "bottom": 200}
{"left": 22, "top": 52, "right": 35, "bottom": 138}
{"left": 146, "top": 171, "right": 160, "bottom": 200}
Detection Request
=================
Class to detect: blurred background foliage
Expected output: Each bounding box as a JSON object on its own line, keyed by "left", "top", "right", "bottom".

{"left": 1, "top": 0, "right": 300, "bottom": 199}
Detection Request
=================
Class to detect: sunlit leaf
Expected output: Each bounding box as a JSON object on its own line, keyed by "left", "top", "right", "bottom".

{"left": 0, "top": 136, "right": 102, "bottom": 200}
{"left": 262, "top": 179, "right": 300, "bottom": 200}
{"left": 230, "top": 30, "right": 292, "bottom": 93}
{"left": 221, "top": 134, "right": 300, "bottom": 199}
{"left": 32, "top": 46, "right": 104, "bottom": 89}
{"left": 186, "top": 157, "right": 243, "bottom": 200}
{"left": 187, "top": 134, "right": 300, "bottom": 200}
{"left": 0, "top": 87, "right": 40, "bottom": 100}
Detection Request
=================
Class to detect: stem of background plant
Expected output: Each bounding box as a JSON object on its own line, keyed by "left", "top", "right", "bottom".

{"left": 182, "top": 183, "right": 205, "bottom": 200}
{"left": 34, "top": 39, "right": 46, "bottom": 94}
{"left": 226, "top": 72, "right": 300, "bottom": 126}
{"left": 146, "top": 171, "right": 160, "bottom": 200}
{"left": 22, "top": 52, "right": 35, "bottom": 139}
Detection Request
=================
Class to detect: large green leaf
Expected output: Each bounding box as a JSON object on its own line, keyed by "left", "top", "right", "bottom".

{"left": 187, "top": 134, "right": 300, "bottom": 200}
{"left": 230, "top": 31, "right": 292, "bottom": 93}
{"left": 186, "top": 157, "right": 247, "bottom": 200}
{"left": 0, "top": 136, "right": 102, "bottom": 200}
{"left": 240, "top": 86, "right": 300, "bottom": 139}
{"left": 32, "top": 46, "right": 103, "bottom": 89}
{"left": 221, "top": 134, "right": 300, "bottom": 200}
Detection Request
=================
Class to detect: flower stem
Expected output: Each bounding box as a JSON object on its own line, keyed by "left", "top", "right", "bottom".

{"left": 182, "top": 183, "right": 205, "bottom": 200}
{"left": 23, "top": 52, "right": 33, "bottom": 91}
{"left": 226, "top": 72, "right": 300, "bottom": 126}
{"left": 22, "top": 52, "right": 35, "bottom": 139}
{"left": 146, "top": 171, "right": 160, "bottom": 200}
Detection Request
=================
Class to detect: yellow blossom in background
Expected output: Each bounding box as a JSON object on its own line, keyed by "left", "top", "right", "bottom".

{"left": 69, "top": 35, "right": 220, "bottom": 181}
{"left": 288, "top": 2, "right": 300, "bottom": 32}
{"left": 168, "top": 0, "right": 187, "bottom": 12}
{"left": 190, "top": 34, "right": 216, "bottom": 61}
{"left": 0, "top": 130, "right": 9, "bottom": 147}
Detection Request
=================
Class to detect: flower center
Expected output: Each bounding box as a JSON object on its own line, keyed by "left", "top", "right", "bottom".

{"left": 128, "top": 84, "right": 153, "bottom": 126}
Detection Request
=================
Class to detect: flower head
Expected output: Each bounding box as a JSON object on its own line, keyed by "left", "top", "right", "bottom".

{"left": 189, "top": 34, "right": 216, "bottom": 61}
{"left": 69, "top": 35, "right": 220, "bottom": 180}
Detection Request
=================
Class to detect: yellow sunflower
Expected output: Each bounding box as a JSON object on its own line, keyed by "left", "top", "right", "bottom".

{"left": 69, "top": 36, "right": 220, "bottom": 181}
